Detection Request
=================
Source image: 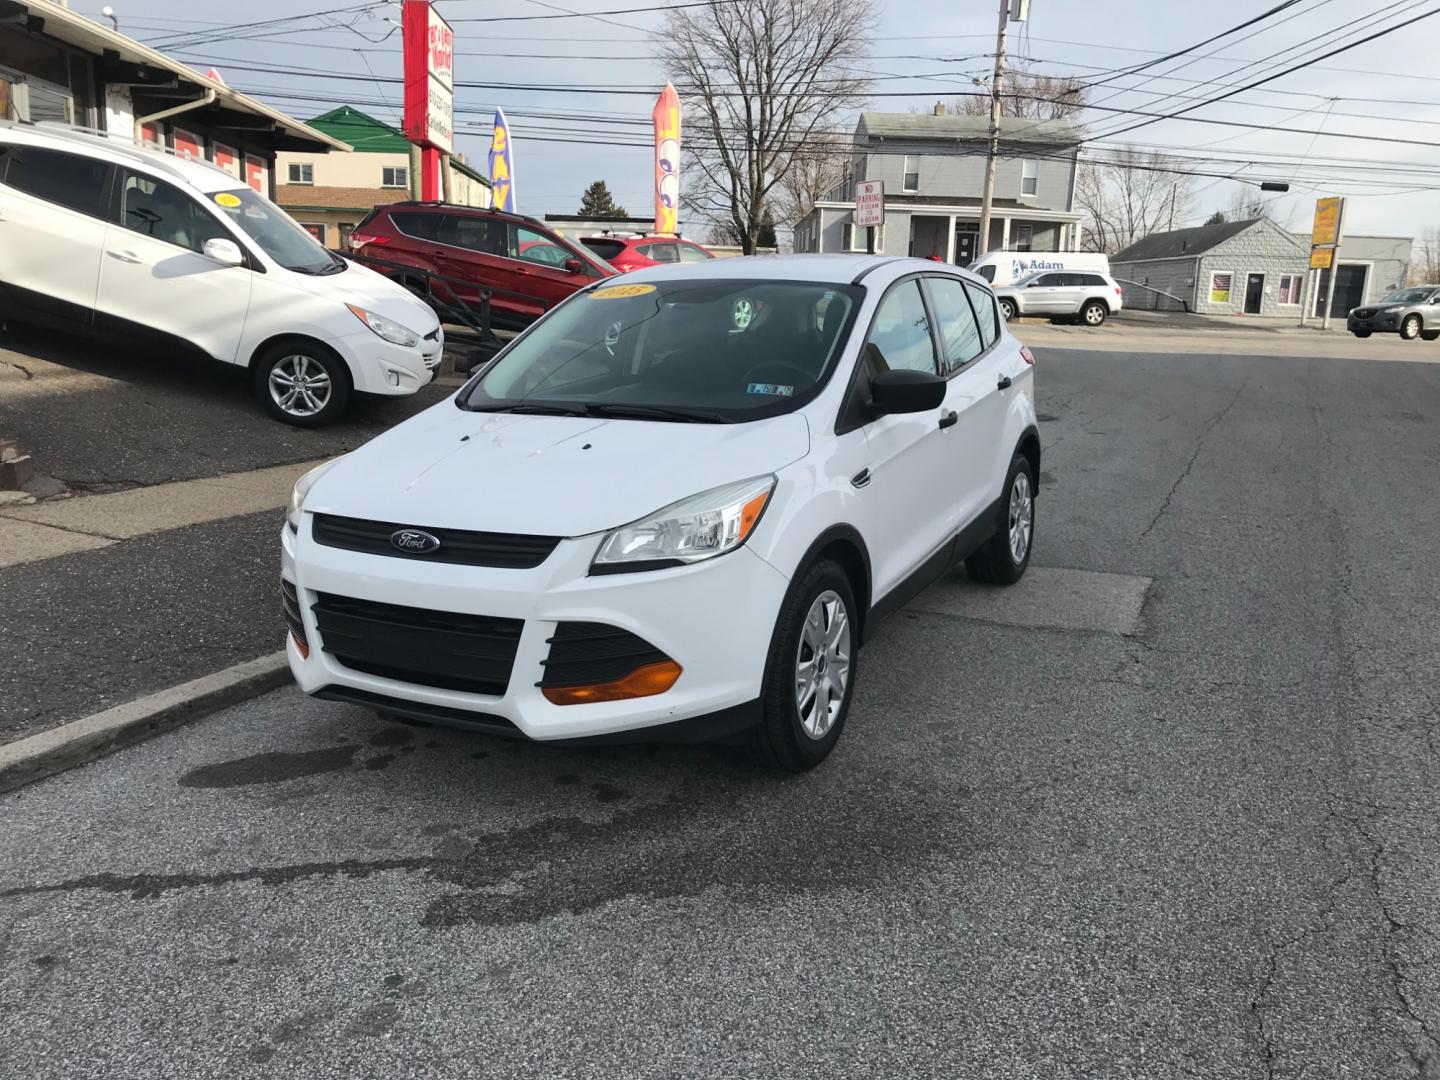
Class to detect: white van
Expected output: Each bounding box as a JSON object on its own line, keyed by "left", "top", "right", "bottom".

{"left": 0, "top": 122, "right": 443, "bottom": 427}
{"left": 967, "top": 250, "right": 1110, "bottom": 288}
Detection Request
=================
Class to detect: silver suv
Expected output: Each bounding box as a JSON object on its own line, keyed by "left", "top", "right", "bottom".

{"left": 995, "top": 270, "right": 1124, "bottom": 326}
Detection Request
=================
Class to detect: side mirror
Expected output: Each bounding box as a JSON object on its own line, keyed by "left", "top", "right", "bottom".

{"left": 870, "top": 367, "right": 946, "bottom": 416}
{"left": 1027, "top": 279, "right": 1041, "bottom": 287}
{"left": 203, "top": 237, "right": 244, "bottom": 267}
{"left": 563, "top": 257, "right": 584, "bottom": 274}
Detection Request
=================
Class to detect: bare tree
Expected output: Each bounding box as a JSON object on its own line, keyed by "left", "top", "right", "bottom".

{"left": 1412, "top": 226, "right": 1440, "bottom": 284}
{"left": 771, "top": 149, "right": 849, "bottom": 232}
{"left": 951, "top": 68, "right": 1089, "bottom": 120}
{"left": 1075, "top": 147, "right": 1193, "bottom": 254}
{"left": 1227, "top": 184, "right": 1269, "bottom": 222}
{"left": 655, "top": 0, "right": 872, "bottom": 254}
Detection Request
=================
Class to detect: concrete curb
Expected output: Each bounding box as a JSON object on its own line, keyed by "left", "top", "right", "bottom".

{"left": 0, "top": 652, "right": 291, "bottom": 795}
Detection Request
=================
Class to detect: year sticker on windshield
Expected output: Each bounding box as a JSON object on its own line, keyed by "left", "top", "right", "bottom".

{"left": 590, "top": 283, "right": 657, "bottom": 300}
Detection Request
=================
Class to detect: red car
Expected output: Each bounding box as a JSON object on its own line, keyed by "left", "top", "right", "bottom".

{"left": 579, "top": 234, "right": 716, "bottom": 273}
{"left": 348, "top": 202, "right": 615, "bottom": 328}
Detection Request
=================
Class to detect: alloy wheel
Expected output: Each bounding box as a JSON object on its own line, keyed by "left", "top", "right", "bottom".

{"left": 1009, "top": 471, "right": 1033, "bottom": 564}
{"left": 1085, "top": 304, "right": 1105, "bottom": 325}
{"left": 269, "top": 354, "right": 333, "bottom": 418}
{"left": 795, "top": 590, "right": 852, "bottom": 740}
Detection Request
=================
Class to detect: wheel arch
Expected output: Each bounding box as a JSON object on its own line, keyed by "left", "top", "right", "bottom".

{"left": 1015, "top": 424, "right": 1041, "bottom": 494}
{"left": 1083, "top": 296, "right": 1111, "bottom": 314}
{"left": 248, "top": 334, "right": 356, "bottom": 388}
{"left": 791, "top": 524, "right": 873, "bottom": 644}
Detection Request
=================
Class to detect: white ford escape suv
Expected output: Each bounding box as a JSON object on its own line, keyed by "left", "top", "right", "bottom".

{"left": 283, "top": 255, "right": 1040, "bottom": 770}
{"left": 0, "top": 122, "right": 442, "bottom": 426}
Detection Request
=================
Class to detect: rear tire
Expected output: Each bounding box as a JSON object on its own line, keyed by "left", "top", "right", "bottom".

{"left": 965, "top": 453, "right": 1036, "bottom": 586}
{"left": 1400, "top": 314, "right": 1422, "bottom": 340}
{"left": 999, "top": 298, "right": 1017, "bottom": 322}
{"left": 1081, "top": 300, "right": 1108, "bottom": 327}
{"left": 253, "top": 341, "right": 352, "bottom": 428}
{"left": 1422, "top": 330, "right": 1440, "bottom": 342}
{"left": 750, "top": 559, "right": 858, "bottom": 772}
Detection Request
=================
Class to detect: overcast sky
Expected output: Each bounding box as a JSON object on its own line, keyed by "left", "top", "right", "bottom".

{"left": 84, "top": 0, "right": 1440, "bottom": 239}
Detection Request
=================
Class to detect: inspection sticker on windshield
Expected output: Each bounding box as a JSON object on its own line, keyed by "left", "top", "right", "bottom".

{"left": 747, "top": 383, "right": 794, "bottom": 397}
{"left": 590, "top": 283, "right": 656, "bottom": 300}
{"left": 213, "top": 192, "right": 242, "bottom": 208}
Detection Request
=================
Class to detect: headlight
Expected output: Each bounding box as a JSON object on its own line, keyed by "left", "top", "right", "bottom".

{"left": 347, "top": 304, "right": 420, "bottom": 348}
{"left": 287, "top": 459, "right": 340, "bottom": 532}
{"left": 592, "top": 476, "right": 776, "bottom": 572}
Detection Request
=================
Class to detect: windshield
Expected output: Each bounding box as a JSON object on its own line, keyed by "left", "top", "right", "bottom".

{"left": 461, "top": 279, "right": 862, "bottom": 422}
{"left": 1381, "top": 287, "right": 1435, "bottom": 304}
{"left": 208, "top": 188, "right": 342, "bottom": 275}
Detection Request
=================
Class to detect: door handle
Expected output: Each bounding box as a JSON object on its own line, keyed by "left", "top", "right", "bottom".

{"left": 938, "top": 410, "right": 958, "bottom": 430}
{"left": 997, "top": 375, "right": 1012, "bottom": 390}
{"left": 107, "top": 249, "right": 143, "bottom": 264}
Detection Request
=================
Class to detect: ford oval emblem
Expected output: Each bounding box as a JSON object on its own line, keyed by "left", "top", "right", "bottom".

{"left": 390, "top": 528, "right": 441, "bottom": 555}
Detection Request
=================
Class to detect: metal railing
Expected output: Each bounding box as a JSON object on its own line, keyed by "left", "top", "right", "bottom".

{"left": 1113, "top": 277, "right": 1191, "bottom": 314}
{"left": 340, "top": 251, "right": 551, "bottom": 372}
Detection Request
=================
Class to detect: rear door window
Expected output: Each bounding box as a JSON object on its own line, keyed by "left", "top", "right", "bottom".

{"left": 117, "top": 170, "right": 229, "bottom": 254}
{"left": 925, "top": 276, "right": 984, "bottom": 373}
{"left": 2, "top": 144, "right": 109, "bottom": 218}
{"left": 440, "top": 215, "right": 506, "bottom": 255}
{"left": 642, "top": 242, "right": 679, "bottom": 263}
{"left": 963, "top": 282, "right": 999, "bottom": 348}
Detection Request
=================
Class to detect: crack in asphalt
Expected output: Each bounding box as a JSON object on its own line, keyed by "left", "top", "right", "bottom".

{"left": 1138, "top": 376, "right": 1250, "bottom": 541}
{"left": 0, "top": 358, "right": 34, "bottom": 380}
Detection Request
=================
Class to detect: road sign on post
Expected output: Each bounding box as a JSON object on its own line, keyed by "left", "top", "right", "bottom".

{"left": 855, "top": 180, "right": 884, "bottom": 255}
{"left": 1306, "top": 196, "right": 1345, "bottom": 329}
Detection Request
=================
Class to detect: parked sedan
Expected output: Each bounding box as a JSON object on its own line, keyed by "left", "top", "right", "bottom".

{"left": 282, "top": 256, "right": 1040, "bottom": 770}
{"left": 1347, "top": 286, "right": 1440, "bottom": 340}
{"left": 995, "top": 270, "right": 1124, "bottom": 326}
{"left": 580, "top": 234, "right": 716, "bottom": 273}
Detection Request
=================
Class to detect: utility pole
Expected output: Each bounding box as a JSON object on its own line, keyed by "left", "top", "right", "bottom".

{"left": 1168, "top": 184, "right": 1176, "bottom": 232}
{"left": 976, "top": 0, "right": 1010, "bottom": 258}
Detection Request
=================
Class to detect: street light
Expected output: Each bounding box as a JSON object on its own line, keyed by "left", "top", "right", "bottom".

{"left": 101, "top": 6, "right": 119, "bottom": 32}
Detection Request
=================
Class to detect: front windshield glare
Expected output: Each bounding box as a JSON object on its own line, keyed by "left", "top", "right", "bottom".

{"left": 1383, "top": 287, "right": 1434, "bottom": 304}
{"left": 208, "top": 188, "right": 339, "bottom": 274}
{"left": 463, "top": 279, "right": 862, "bottom": 421}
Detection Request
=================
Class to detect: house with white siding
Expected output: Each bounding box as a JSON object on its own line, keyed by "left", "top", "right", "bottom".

{"left": 791, "top": 110, "right": 1085, "bottom": 266}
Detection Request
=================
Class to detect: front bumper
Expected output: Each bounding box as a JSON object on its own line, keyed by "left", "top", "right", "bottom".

{"left": 281, "top": 519, "right": 789, "bottom": 741}
{"left": 332, "top": 325, "right": 444, "bottom": 396}
{"left": 1348, "top": 312, "right": 1400, "bottom": 333}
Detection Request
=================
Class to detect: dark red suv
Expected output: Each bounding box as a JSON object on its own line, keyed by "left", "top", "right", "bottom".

{"left": 348, "top": 202, "right": 615, "bottom": 327}
{"left": 579, "top": 234, "right": 715, "bottom": 273}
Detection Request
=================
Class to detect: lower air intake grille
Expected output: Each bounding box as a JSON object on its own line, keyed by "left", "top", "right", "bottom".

{"left": 311, "top": 592, "right": 523, "bottom": 696}
{"left": 539, "top": 622, "right": 671, "bottom": 688}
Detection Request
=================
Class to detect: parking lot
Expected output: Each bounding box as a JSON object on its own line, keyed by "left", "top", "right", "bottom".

{"left": 2, "top": 324, "right": 1439, "bottom": 1077}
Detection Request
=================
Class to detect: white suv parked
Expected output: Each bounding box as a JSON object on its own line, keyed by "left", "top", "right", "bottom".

{"left": 0, "top": 122, "right": 442, "bottom": 426}
{"left": 995, "top": 270, "right": 1124, "bottom": 326}
{"left": 283, "top": 256, "right": 1040, "bottom": 770}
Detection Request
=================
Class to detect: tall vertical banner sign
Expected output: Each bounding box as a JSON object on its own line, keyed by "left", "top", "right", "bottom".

{"left": 489, "top": 109, "right": 516, "bottom": 213}
{"left": 653, "top": 83, "right": 681, "bottom": 236}
{"left": 402, "top": 0, "right": 454, "bottom": 200}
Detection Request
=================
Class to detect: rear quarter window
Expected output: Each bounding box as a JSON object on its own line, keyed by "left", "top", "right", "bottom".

{"left": 1, "top": 144, "right": 109, "bottom": 218}
{"left": 389, "top": 211, "right": 444, "bottom": 242}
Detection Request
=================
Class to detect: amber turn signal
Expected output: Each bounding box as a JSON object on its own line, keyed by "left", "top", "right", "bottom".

{"left": 291, "top": 630, "right": 310, "bottom": 660}
{"left": 542, "top": 660, "right": 682, "bottom": 705}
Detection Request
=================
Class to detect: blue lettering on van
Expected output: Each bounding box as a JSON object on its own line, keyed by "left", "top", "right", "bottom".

{"left": 1012, "top": 257, "right": 1065, "bottom": 280}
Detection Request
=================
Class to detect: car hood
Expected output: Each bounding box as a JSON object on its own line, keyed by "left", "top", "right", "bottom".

{"left": 282, "top": 258, "right": 440, "bottom": 333}
{"left": 1360, "top": 302, "right": 1410, "bottom": 313}
{"left": 305, "top": 402, "right": 812, "bottom": 537}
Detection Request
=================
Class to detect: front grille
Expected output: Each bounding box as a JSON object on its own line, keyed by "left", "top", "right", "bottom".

{"left": 311, "top": 592, "right": 523, "bottom": 696}
{"left": 1355, "top": 308, "right": 1375, "bottom": 318}
{"left": 539, "top": 622, "right": 670, "bottom": 688}
{"left": 314, "top": 685, "right": 520, "bottom": 735}
{"left": 312, "top": 514, "right": 561, "bottom": 569}
{"left": 281, "top": 579, "right": 308, "bottom": 647}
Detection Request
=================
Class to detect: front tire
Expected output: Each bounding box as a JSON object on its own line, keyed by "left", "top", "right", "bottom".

{"left": 1081, "top": 301, "right": 1108, "bottom": 327}
{"left": 253, "top": 342, "right": 352, "bottom": 427}
{"left": 1352, "top": 329, "right": 1372, "bottom": 339}
{"left": 965, "top": 453, "right": 1035, "bottom": 586}
{"left": 999, "top": 298, "right": 1017, "bottom": 322}
{"left": 750, "top": 560, "right": 858, "bottom": 772}
{"left": 1400, "top": 314, "right": 1422, "bottom": 340}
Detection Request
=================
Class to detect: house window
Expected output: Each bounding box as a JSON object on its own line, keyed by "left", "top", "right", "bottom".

{"left": 902, "top": 155, "right": 920, "bottom": 193}
{"left": 1020, "top": 159, "right": 1038, "bottom": 197}
{"left": 382, "top": 165, "right": 408, "bottom": 189}
{"left": 1277, "top": 273, "right": 1302, "bottom": 305}
{"left": 287, "top": 162, "right": 313, "bottom": 185}
{"left": 843, "top": 221, "right": 882, "bottom": 252}
{"left": 299, "top": 223, "right": 326, "bottom": 243}
{"left": 1014, "top": 224, "right": 1033, "bottom": 252}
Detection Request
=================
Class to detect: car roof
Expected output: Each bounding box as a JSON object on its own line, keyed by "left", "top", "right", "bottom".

{"left": 375, "top": 200, "right": 547, "bottom": 229}
{"left": 0, "top": 121, "right": 247, "bottom": 194}
{"left": 617, "top": 254, "right": 991, "bottom": 288}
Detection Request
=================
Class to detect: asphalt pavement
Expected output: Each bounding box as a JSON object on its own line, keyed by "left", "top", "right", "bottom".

{"left": 3, "top": 340, "right": 1438, "bottom": 1077}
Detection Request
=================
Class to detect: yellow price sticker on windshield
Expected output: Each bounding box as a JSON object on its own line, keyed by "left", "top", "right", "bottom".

{"left": 213, "top": 192, "right": 242, "bottom": 208}
{"left": 590, "top": 283, "right": 656, "bottom": 300}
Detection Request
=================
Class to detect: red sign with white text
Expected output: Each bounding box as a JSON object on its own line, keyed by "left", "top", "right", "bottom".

{"left": 403, "top": 0, "right": 454, "bottom": 154}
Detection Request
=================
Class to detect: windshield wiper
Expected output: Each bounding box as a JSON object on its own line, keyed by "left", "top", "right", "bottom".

{"left": 584, "top": 403, "right": 731, "bottom": 424}
{"left": 472, "top": 403, "right": 593, "bottom": 417}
